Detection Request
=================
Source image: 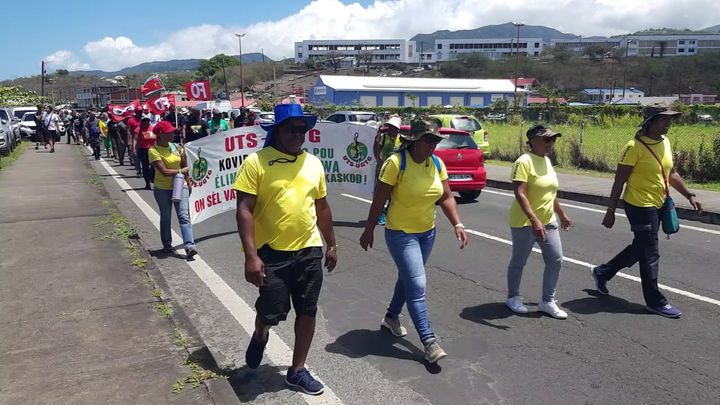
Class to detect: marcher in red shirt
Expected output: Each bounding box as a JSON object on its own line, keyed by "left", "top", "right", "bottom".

{"left": 136, "top": 115, "right": 157, "bottom": 190}
{"left": 127, "top": 110, "right": 142, "bottom": 177}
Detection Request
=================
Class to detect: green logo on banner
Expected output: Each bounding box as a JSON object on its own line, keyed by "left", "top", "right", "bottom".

{"left": 346, "top": 142, "right": 368, "bottom": 163}
{"left": 191, "top": 148, "right": 209, "bottom": 182}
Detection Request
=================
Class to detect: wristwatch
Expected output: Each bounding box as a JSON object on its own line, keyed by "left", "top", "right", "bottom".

{"left": 687, "top": 193, "right": 697, "bottom": 199}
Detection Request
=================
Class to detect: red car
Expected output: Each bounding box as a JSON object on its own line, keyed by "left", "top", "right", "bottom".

{"left": 399, "top": 125, "right": 486, "bottom": 201}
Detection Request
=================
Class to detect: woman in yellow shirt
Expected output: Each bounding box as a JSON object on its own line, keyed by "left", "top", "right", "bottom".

{"left": 593, "top": 106, "right": 702, "bottom": 318}
{"left": 148, "top": 121, "right": 197, "bottom": 259}
{"left": 98, "top": 113, "right": 112, "bottom": 158}
{"left": 360, "top": 118, "right": 468, "bottom": 364}
{"left": 506, "top": 124, "right": 573, "bottom": 319}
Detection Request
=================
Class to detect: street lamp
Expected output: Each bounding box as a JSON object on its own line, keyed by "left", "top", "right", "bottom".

{"left": 512, "top": 22, "right": 525, "bottom": 101}
{"left": 235, "top": 33, "right": 246, "bottom": 107}
{"left": 622, "top": 38, "right": 632, "bottom": 99}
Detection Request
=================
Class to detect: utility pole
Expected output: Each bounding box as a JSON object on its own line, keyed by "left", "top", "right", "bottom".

{"left": 419, "top": 41, "right": 423, "bottom": 68}
{"left": 622, "top": 39, "right": 632, "bottom": 99}
{"left": 41, "top": 60, "right": 46, "bottom": 98}
{"left": 220, "top": 59, "right": 229, "bottom": 97}
{"left": 512, "top": 22, "right": 525, "bottom": 103}
{"left": 261, "top": 48, "right": 266, "bottom": 63}
{"left": 235, "top": 33, "right": 246, "bottom": 107}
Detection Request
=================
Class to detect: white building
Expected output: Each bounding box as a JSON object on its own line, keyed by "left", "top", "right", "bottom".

{"left": 625, "top": 34, "right": 720, "bottom": 57}
{"left": 434, "top": 38, "right": 546, "bottom": 61}
{"left": 294, "top": 39, "right": 419, "bottom": 65}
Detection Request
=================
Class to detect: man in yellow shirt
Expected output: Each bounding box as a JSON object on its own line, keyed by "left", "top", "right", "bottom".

{"left": 233, "top": 104, "right": 337, "bottom": 396}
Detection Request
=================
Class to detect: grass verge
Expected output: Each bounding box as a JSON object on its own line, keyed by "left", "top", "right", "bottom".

{"left": 0, "top": 141, "right": 29, "bottom": 171}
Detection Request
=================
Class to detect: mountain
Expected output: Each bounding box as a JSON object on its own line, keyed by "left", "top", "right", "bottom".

{"left": 411, "top": 22, "right": 577, "bottom": 45}
{"left": 71, "top": 53, "right": 270, "bottom": 77}
{"left": 702, "top": 24, "right": 720, "bottom": 33}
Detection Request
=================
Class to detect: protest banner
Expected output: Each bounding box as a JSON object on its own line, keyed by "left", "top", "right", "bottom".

{"left": 108, "top": 100, "right": 141, "bottom": 121}
{"left": 146, "top": 94, "right": 175, "bottom": 115}
{"left": 184, "top": 80, "right": 212, "bottom": 101}
{"left": 140, "top": 74, "right": 165, "bottom": 96}
{"left": 184, "top": 123, "right": 377, "bottom": 223}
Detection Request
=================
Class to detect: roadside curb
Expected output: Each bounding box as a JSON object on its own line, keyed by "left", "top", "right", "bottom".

{"left": 80, "top": 150, "right": 241, "bottom": 405}
{"left": 487, "top": 179, "right": 720, "bottom": 226}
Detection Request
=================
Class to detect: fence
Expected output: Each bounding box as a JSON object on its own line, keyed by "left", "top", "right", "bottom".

{"left": 482, "top": 111, "right": 720, "bottom": 183}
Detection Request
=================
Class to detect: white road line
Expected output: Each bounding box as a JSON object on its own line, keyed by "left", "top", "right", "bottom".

{"left": 94, "top": 151, "right": 343, "bottom": 405}
{"left": 483, "top": 189, "right": 720, "bottom": 236}
{"left": 341, "top": 193, "right": 720, "bottom": 307}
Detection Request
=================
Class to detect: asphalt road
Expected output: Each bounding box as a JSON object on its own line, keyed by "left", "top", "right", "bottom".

{"left": 92, "top": 150, "right": 720, "bottom": 405}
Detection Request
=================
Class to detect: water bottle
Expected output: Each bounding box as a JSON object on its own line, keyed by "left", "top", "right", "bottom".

{"left": 171, "top": 172, "right": 185, "bottom": 202}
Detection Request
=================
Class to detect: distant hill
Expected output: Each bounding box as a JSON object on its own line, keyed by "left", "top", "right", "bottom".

{"left": 702, "top": 24, "right": 720, "bottom": 33}
{"left": 411, "top": 22, "right": 577, "bottom": 45}
{"left": 71, "top": 53, "right": 271, "bottom": 77}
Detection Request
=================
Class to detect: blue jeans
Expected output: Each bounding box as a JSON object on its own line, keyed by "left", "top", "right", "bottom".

{"left": 385, "top": 228, "right": 436, "bottom": 344}
{"left": 153, "top": 188, "right": 195, "bottom": 251}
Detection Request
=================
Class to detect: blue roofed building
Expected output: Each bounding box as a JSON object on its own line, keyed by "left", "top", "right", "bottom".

{"left": 309, "top": 75, "right": 517, "bottom": 108}
{"left": 581, "top": 88, "right": 645, "bottom": 104}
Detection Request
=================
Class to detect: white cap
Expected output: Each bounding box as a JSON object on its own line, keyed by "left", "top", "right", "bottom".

{"left": 386, "top": 116, "right": 402, "bottom": 130}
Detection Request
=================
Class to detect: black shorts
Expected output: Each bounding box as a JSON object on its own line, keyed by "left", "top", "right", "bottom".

{"left": 255, "top": 245, "right": 324, "bottom": 326}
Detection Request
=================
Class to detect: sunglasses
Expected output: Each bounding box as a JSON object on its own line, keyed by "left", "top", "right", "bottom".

{"left": 543, "top": 137, "right": 558, "bottom": 143}
{"left": 280, "top": 124, "right": 308, "bottom": 135}
{"left": 422, "top": 135, "right": 443, "bottom": 144}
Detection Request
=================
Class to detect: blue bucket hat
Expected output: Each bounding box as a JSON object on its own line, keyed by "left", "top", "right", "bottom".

{"left": 261, "top": 104, "right": 318, "bottom": 147}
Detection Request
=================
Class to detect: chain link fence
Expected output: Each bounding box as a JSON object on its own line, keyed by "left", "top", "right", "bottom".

{"left": 482, "top": 109, "right": 720, "bottom": 183}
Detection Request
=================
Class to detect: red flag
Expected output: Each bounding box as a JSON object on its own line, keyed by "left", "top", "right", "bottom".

{"left": 140, "top": 74, "right": 165, "bottom": 96}
{"left": 184, "top": 80, "right": 212, "bottom": 101}
{"left": 108, "top": 100, "right": 142, "bottom": 121}
{"left": 146, "top": 94, "right": 175, "bottom": 115}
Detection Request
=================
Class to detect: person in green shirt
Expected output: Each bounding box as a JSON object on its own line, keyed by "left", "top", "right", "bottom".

{"left": 208, "top": 108, "right": 229, "bottom": 134}
{"left": 372, "top": 115, "right": 402, "bottom": 225}
{"left": 506, "top": 124, "right": 573, "bottom": 319}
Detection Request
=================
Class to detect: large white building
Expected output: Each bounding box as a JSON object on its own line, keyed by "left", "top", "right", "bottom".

{"left": 294, "top": 39, "right": 419, "bottom": 65}
{"left": 295, "top": 33, "right": 720, "bottom": 65}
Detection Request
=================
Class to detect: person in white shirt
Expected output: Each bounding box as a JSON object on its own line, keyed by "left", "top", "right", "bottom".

{"left": 43, "top": 106, "right": 59, "bottom": 153}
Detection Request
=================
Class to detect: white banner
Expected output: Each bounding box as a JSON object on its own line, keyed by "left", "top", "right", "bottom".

{"left": 184, "top": 123, "right": 378, "bottom": 224}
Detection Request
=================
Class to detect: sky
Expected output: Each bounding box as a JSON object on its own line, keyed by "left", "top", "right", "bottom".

{"left": 2, "top": 0, "right": 719, "bottom": 80}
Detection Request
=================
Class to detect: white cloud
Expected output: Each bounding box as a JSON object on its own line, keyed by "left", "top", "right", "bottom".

{"left": 44, "top": 50, "right": 90, "bottom": 71}
{"left": 53, "top": 0, "right": 720, "bottom": 71}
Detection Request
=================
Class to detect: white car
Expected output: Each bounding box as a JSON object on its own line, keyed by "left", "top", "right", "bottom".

{"left": 325, "top": 111, "right": 378, "bottom": 125}
{"left": 19, "top": 112, "right": 38, "bottom": 140}
{"left": 13, "top": 107, "right": 37, "bottom": 139}
{"left": 254, "top": 112, "right": 275, "bottom": 125}
{"left": 0, "top": 118, "right": 14, "bottom": 155}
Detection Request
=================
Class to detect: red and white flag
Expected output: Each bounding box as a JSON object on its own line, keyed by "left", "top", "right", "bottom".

{"left": 108, "top": 100, "right": 142, "bottom": 121}
{"left": 146, "top": 94, "right": 176, "bottom": 115}
{"left": 184, "top": 80, "right": 212, "bottom": 101}
{"left": 140, "top": 74, "right": 165, "bottom": 96}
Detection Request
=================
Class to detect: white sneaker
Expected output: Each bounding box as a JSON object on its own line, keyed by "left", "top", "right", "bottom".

{"left": 505, "top": 296, "right": 529, "bottom": 314}
{"left": 538, "top": 300, "right": 568, "bottom": 319}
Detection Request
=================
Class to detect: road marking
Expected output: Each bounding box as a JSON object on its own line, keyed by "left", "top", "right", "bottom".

{"left": 94, "top": 151, "right": 343, "bottom": 405}
{"left": 341, "top": 193, "right": 720, "bottom": 307}
{"left": 483, "top": 189, "right": 720, "bottom": 236}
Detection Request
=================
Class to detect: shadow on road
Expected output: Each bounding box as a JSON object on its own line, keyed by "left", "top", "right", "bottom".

{"left": 227, "top": 364, "right": 288, "bottom": 403}
{"left": 460, "top": 302, "right": 542, "bottom": 330}
{"left": 325, "top": 328, "right": 442, "bottom": 374}
{"left": 148, "top": 248, "right": 186, "bottom": 260}
{"left": 563, "top": 289, "right": 650, "bottom": 315}
{"left": 193, "top": 230, "right": 237, "bottom": 244}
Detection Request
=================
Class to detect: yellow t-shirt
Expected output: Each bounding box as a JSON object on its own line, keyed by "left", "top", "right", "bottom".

{"left": 232, "top": 147, "right": 327, "bottom": 251}
{"left": 148, "top": 143, "right": 183, "bottom": 190}
{"left": 379, "top": 152, "right": 448, "bottom": 234}
{"left": 509, "top": 153, "right": 558, "bottom": 227}
{"left": 99, "top": 120, "right": 107, "bottom": 136}
{"left": 619, "top": 136, "right": 672, "bottom": 209}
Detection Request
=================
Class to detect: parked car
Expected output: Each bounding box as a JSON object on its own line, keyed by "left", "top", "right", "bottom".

{"left": 0, "top": 118, "right": 15, "bottom": 155}
{"left": 430, "top": 114, "right": 490, "bottom": 156}
{"left": 399, "top": 125, "right": 486, "bottom": 201}
{"left": 325, "top": 111, "right": 378, "bottom": 125}
{"left": 0, "top": 107, "right": 21, "bottom": 145}
{"left": 254, "top": 111, "right": 275, "bottom": 125}
{"left": 19, "top": 112, "right": 38, "bottom": 140}
{"left": 697, "top": 113, "right": 713, "bottom": 122}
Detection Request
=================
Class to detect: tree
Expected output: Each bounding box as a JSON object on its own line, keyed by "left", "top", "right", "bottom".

{"left": 406, "top": 93, "right": 418, "bottom": 107}
{"left": 324, "top": 52, "right": 342, "bottom": 73}
{"left": 195, "top": 54, "right": 240, "bottom": 80}
{"left": 583, "top": 44, "right": 612, "bottom": 61}
{"left": 541, "top": 46, "right": 574, "bottom": 62}
{"left": 0, "top": 86, "right": 47, "bottom": 106}
{"left": 56, "top": 69, "right": 69, "bottom": 77}
{"left": 357, "top": 50, "right": 374, "bottom": 73}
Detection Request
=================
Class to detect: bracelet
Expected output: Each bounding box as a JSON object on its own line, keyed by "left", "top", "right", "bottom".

{"left": 687, "top": 193, "right": 696, "bottom": 199}
{"left": 327, "top": 245, "right": 337, "bottom": 251}
{"left": 607, "top": 207, "right": 616, "bottom": 212}
{"left": 454, "top": 223, "right": 465, "bottom": 229}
